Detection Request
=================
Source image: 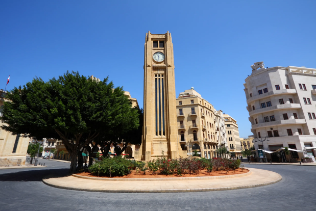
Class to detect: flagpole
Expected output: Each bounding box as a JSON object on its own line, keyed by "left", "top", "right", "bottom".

{"left": 5, "top": 84, "right": 7, "bottom": 92}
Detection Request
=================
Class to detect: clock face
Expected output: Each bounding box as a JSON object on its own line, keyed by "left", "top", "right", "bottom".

{"left": 153, "top": 52, "right": 165, "bottom": 62}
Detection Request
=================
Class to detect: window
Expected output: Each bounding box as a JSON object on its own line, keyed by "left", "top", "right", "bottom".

{"left": 191, "top": 100, "right": 194, "bottom": 104}
{"left": 303, "top": 98, "right": 307, "bottom": 104}
{"left": 313, "top": 113, "right": 316, "bottom": 119}
{"left": 179, "top": 109, "right": 183, "bottom": 115}
{"left": 289, "top": 98, "right": 293, "bottom": 103}
{"left": 250, "top": 93, "right": 252, "bottom": 97}
{"left": 255, "top": 119, "right": 258, "bottom": 124}
{"left": 312, "top": 85, "right": 316, "bottom": 90}
{"left": 159, "top": 41, "right": 164, "bottom": 48}
{"left": 287, "top": 129, "right": 293, "bottom": 136}
{"left": 266, "top": 101, "right": 272, "bottom": 107}
{"left": 299, "top": 84, "right": 302, "bottom": 90}
{"left": 181, "top": 132, "right": 185, "bottom": 141}
{"left": 275, "top": 85, "right": 280, "bottom": 90}
{"left": 308, "top": 112, "right": 312, "bottom": 119}
{"left": 180, "top": 120, "right": 184, "bottom": 128}
{"left": 268, "top": 131, "right": 273, "bottom": 137}
{"left": 293, "top": 113, "right": 298, "bottom": 119}
{"left": 252, "top": 106, "right": 255, "bottom": 111}
{"left": 283, "top": 113, "right": 289, "bottom": 120}
{"left": 307, "top": 98, "right": 311, "bottom": 104}
{"left": 285, "top": 84, "right": 289, "bottom": 89}
{"left": 270, "top": 115, "right": 275, "bottom": 121}
{"left": 227, "top": 124, "right": 231, "bottom": 127}
{"left": 298, "top": 128, "right": 302, "bottom": 135}
{"left": 258, "top": 132, "right": 261, "bottom": 138}
{"left": 263, "top": 88, "right": 268, "bottom": 93}
{"left": 273, "top": 130, "right": 279, "bottom": 137}
{"left": 303, "top": 84, "right": 307, "bottom": 90}
{"left": 191, "top": 107, "right": 196, "bottom": 114}
{"left": 313, "top": 128, "right": 316, "bottom": 135}
{"left": 12, "top": 134, "right": 20, "bottom": 153}
{"left": 258, "top": 90, "right": 263, "bottom": 95}
{"left": 193, "top": 130, "right": 197, "bottom": 140}
{"left": 279, "top": 99, "right": 284, "bottom": 104}
{"left": 179, "top": 101, "right": 182, "bottom": 105}
{"left": 264, "top": 116, "right": 269, "bottom": 122}
{"left": 261, "top": 103, "right": 266, "bottom": 108}
{"left": 153, "top": 41, "right": 158, "bottom": 48}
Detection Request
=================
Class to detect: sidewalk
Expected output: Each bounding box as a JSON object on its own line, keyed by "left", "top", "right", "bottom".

{"left": 47, "top": 159, "right": 70, "bottom": 163}
{"left": 0, "top": 165, "right": 46, "bottom": 170}
{"left": 43, "top": 168, "right": 282, "bottom": 193}
{"left": 242, "top": 162, "right": 316, "bottom": 166}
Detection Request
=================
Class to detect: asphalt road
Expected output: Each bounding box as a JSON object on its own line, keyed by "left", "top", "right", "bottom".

{"left": 0, "top": 159, "right": 315, "bottom": 211}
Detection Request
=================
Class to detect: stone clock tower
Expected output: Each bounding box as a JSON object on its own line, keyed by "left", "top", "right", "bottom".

{"left": 141, "top": 31, "right": 180, "bottom": 161}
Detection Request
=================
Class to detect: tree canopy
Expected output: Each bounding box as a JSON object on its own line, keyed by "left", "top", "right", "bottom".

{"left": 1, "top": 71, "right": 140, "bottom": 172}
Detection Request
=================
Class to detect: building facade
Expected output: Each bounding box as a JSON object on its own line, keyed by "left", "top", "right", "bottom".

{"left": 0, "top": 90, "right": 31, "bottom": 166}
{"left": 139, "top": 31, "right": 182, "bottom": 161}
{"left": 240, "top": 135, "right": 254, "bottom": 151}
{"left": 223, "top": 114, "right": 242, "bottom": 157}
{"left": 244, "top": 62, "right": 316, "bottom": 161}
{"left": 176, "top": 88, "right": 227, "bottom": 158}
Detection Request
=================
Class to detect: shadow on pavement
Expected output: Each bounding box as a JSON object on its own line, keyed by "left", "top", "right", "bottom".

{"left": 0, "top": 168, "right": 70, "bottom": 181}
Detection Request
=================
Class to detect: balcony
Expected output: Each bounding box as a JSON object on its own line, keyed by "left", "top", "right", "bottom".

{"left": 249, "top": 103, "right": 301, "bottom": 116}
{"left": 202, "top": 125, "right": 206, "bottom": 131}
{"left": 178, "top": 124, "right": 185, "bottom": 130}
{"left": 252, "top": 119, "right": 306, "bottom": 129}
{"left": 247, "top": 89, "right": 297, "bottom": 104}
{"left": 190, "top": 123, "right": 199, "bottom": 129}
{"left": 189, "top": 111, "right": 197, "bottom": 116}
{"left": 177, "top": 112, "right": 185, "bottom": 117}
{"left": 312, "top": 89, "right": 316, "bottom": 95}
{"left": 201, "top": 113, "right": 205, "bottom": 118}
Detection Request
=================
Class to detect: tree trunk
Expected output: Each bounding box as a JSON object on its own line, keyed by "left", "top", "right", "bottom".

{"left": 69, "top": 150, "right": 78, "bottom": 173}
{"left": 77, "top": 150, "right": 83, "bottom": 170}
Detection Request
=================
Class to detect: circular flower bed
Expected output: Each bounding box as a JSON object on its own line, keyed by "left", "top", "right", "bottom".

{"left": 86, "top": 156, "right": 246, "bottom": 178}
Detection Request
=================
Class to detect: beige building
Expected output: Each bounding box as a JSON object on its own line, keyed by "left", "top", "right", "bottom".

{"left": 176, "top": 88, "right": 227, "bottom": 158}
{"left": 240, "top": 135, "right": 254, "bottom": 151}
{"left": 223, "top": 114, "right": 242, "bottom": 157}
{"left": 0, "top": 90, "right": 31, "bottom": 166}
{"left": 244, "top": 62, "right": 316, "bottom": 161}
{"left": 139, "top": 31, "right": 182, "bottom": 161}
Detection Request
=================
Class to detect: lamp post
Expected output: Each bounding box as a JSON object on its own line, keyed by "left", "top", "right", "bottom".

{"left": 252, "top": 136, "right": 269, "bottom": 162}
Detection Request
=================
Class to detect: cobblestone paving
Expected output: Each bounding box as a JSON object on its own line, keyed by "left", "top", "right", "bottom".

{"left": 0, "top": 160, "right": 315, "bottom": 211}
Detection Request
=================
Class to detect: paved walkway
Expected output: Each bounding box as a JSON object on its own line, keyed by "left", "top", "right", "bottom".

{"left": 43, "top": 168, "right": 282, "bottom": 193}
{"left": 242, "top": 162, "right": 316, "bottom": 166}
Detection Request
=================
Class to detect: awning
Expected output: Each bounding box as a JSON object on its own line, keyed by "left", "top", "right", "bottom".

{"left": 262, "top": 150, "right": 274, "bottom": 154}
{"left": 281, "top": 147, "right": 303, "bottom": 152}
{"left": 305, "top": 147, "right": 316, "bottom": 150}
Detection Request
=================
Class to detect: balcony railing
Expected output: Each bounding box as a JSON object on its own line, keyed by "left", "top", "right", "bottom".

{"left": 202, "top": 125, "right": 206, "bottom": 130}
{"left": 190, "top": 123, "right": 198, "bottom": 129}
{"left": 201, "top": 113, "right": 205, "bottom": 118}
{"left": 177, "top": 112, "right": 185, "bottom": 117}
{"left": 249, "top": 103, "right": 301, "bottom": 116}
{"left": 247, "top": 89, "right": 297, "bottom": 104}
{"left": 189, "top": 111, "right": 197, "bottom": 116}
{"left": 252, "top": 119, "right": 306, "bottom": 129}
{"left": 178, "top": 124, "right": 185, "bottom": 130}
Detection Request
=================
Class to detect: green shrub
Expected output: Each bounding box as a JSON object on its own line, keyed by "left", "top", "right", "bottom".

{"left": 88, "top": 156, "right": 132, "bottom": 177}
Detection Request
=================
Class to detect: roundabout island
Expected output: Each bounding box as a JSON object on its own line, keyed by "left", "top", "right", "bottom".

{"left": 43, "top": 167, "right": 282, "bottom": 193}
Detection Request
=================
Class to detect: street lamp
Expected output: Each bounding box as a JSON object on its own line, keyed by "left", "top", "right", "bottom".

{"left": 252, "top": 136, "right": 269, "bottom": 162}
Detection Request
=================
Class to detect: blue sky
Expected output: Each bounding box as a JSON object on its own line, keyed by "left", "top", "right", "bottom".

{"left": 1, "top": 0, "right": 316, "bottom": 138}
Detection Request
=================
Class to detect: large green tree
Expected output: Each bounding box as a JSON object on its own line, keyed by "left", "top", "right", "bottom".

{"left": 1, "top": 71, "right": 139, "bottom": 172}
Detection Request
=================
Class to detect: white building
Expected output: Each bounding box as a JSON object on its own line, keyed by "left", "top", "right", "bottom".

{"left": 244, "top": 62, "right": 316, "bottom": 161}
